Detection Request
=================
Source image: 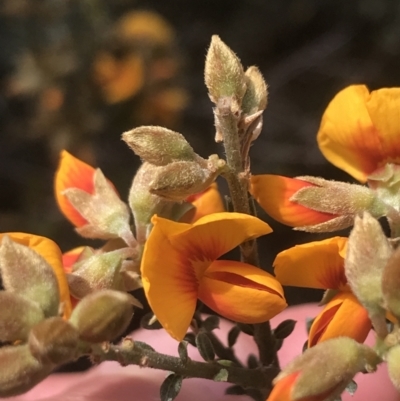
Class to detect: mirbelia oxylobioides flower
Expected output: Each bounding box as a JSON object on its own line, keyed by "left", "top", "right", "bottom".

{"left": 2, "top": 37, "right": 400, "bottom": 401}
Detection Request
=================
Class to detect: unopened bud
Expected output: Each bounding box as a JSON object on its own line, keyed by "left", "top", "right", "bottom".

{"left": 242, "top": 66, "right": 268, "bottom": 114}
{"left": 64, "top": 169, "right": 135, "bottom": 247}
{"left": 67, "top": 248, "right": 134, "bottom": 299}
{"left": 0, "top": 236, "right": 60, "bottom": 317}
{"left": 382, "top": 246, "right": 400, "bottom": 320}
{"left": 0, "top": 292, "right": 44, "bottom": 342}
{"left": 345, "top": 212, "right": 392, "bottom": 337}
{"left": 69, "top": 290, "right": 135, "bottom": 343}
{"left": 269, "top": 337, "right": 380, "bottom": 401}
{"left": 0, "top": 344, "right": 52, "bottom": 397}
{"left": 122, "top": 126, "right": 197, "bottom": 165}
{"left": 28, "top": 317, "right": 80, "bottom": 365}
{"left": 149, "top": 157, "right": 226, "bottom": 202}
{"left": 205, "top": 35, "right": 246, "bottom": 112}
{"left": 387, "top": 344, "right": 400, "bottom": 392}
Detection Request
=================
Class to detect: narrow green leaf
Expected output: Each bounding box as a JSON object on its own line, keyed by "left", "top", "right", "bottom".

{"left": 195, "top": 332, "right": 215, "bottom": 361}
{"left": 273, "top": 319, "right": 296, "bottom": 340}
{"left": 178, "top": 341, "right": 189, "bottom": 365}
{"left": 202, "top": 315, "right": 220, "bottom": 332}
{"left": 160, "top": 374, "right": 183, "bottom": 401}
{"left": 227, "top": 326, "right": 240, "bottom": 348}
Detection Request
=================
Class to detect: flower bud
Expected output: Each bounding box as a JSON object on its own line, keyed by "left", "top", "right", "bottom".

{"left": 28, "top": 317, "right": 80, "bottom": 365}
{"left": 387, "top": 344, "right": 400, "bottom": 392}
{"left": 0, "top": 344, "right": 52, "bottom": 397}
{"left": 149, "top": 157, "right": 226, "bottom": 201}
{"left": 0, "top": 292, "right": 44, "bottom": 342}
{"left": 0, "top": 236, "right": 60, "bottom": 317}
{"left": 67, "top": 248, "right": 134, "bottom": 299}
{"left": 382, "top": 246, "right": 400, "bottom": 320}
{"left": 63, "top": 169, "right": 135, "bottom": 247}
{"left": 122, "top": 126, "right": 197, "bottom": 165}
{"left": 205, "top": 35, "right": 246, "bottom": 112}
{"left": 69, "top": 290, "right": 135, "bottom": 343}
{"left": 268, "top": 337, "right": 380, "bottom": 401}
{"left": 345, "top": 212, "right": 392, "bottom": 337}
{"left": 241, "top": 66, "right": 268, "bottom": 114}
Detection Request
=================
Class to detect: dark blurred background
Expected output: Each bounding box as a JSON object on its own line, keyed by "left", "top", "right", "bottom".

{"left": 1, "top": 0, "right": 400, "bottom": 308}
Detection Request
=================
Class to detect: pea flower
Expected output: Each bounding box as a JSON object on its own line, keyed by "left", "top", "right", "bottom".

{"left": 250, "top": 85, "right": 400, "bottom": 233}
{"left": 274, "top": 237, "right": 371, "bottom": 347}
{"left": 141, "top": 212, "right": 287, "bottom": 340}
{"left": 267, "top": 337, "right": 380, "bottom": 401}
{"left": 54, "top": 150, "right": 136, "bottom": 247}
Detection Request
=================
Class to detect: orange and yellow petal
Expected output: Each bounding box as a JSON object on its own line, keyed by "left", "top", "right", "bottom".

{"left": 273, "top": 237, "right": 348, "bottom": 290}
{"left": 308, "top": 292, "right": 371, "bottom": 347}
{"left": 317, "top": 85, "right": 400, "bottom": 182}
{"left": 198, "top": 260, "right": 286, "bottom": 323}
{"left": 54, "top": 150, "right": 96, "bottom": 227}
{"left": 250, "top": 175, "right": 337, "bottom": 227}
{"left": 186, "top": 182, "right": 225, "bottom": 222}
{"left": 267, "top": 372, "right": 300, "bottom": 401}
{"left": 62, "top": 246, "right": 88, "bottom": 273}
{"left": 0, "top": 232, "right": 71, "bottom": 319}
{"left": 141, "top": 217, "right": 198, "bottom": 341}
{"left": 165, "top": 212, "right": 272, "bottom": 263}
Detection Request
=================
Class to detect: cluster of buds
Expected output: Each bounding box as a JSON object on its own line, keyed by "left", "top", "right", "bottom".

{"left": 0, "top": 235, "right": 135, "bottom": 396}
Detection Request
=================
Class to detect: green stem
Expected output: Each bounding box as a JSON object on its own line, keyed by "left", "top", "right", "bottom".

{"left": 90, "top": 340, "right": 277, "bottom": 390}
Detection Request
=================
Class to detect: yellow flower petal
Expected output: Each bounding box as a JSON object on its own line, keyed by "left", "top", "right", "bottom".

{"left": 141, "top": 218, "right": 197, "bottom": 341}
{"left": 54, "top": 151, "right": 96, "bottom": 227}
{"left": 308, "top": 292, "right": 371, "bottom": 347}
{"left": 274, "top": 237, "right": 348, "bottom": 290}
{"left": 0, "top": 233, "right": 71, "bottom": 319}
{"left": 186, "top": 182, "right": 225, "bottom": 222}
{"left": 198, "top": 260, "right": 286, "bottom": 323}
{"left": 317, "top": 85, "right": 400, "bottom": 182}
{"left": 168, "top": 212, "right": 272, "bottom": 262}
{"left": 250, "top": 175, "right": 337, "bottom": 227}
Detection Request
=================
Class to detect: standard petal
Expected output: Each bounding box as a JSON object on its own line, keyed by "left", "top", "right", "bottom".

{"left": 274, "top": 237, "right": 348, "bottom": 290}
{"left": 308, "top": 292, "right": 371, "bottom": 347}
{"left": 198, "top": 260, "right": 286, "bottom": 323}
{"left": 250, "top": 175, "right": 337, "bottom": 227}
{"left": 141, "top": 217, "right": 198, "bottom": 341}
{"left": 0, "top": 233, "right": 72, "bottom": 318}
{"left": 164, "top": 212, "right": 272, "bottom": 263}
{"left": 317, "top": 85, "right": 400, "bottom": 182}
{"left": 186, "top": 182, "right": 225, "bottom": 222}
{"left": 54, "top": 150, "right": 96, "bottom": 227}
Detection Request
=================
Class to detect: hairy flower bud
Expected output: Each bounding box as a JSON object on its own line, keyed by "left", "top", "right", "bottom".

{"left": 67, "top": 248, "right": 134, "bottom": 299}
{"left": 268, "top": 337, "right": 380, "bottom": 401}
{"left": 149, "top": 157, "right": 226, "bottom": 201}
{"left": 0, "top": 292, "right": 44, "bottom": 342}
{"left": 63, "top": 169, "right": 135, "bottom": 247}
{"left": 0, "top": 236, "right": 60, "bottom": 317}
{"left": 69, "top": 290, "right": 135, "bottom": 343}
{"left": 345, "top": 212, "right": 392, "bottom": 337}
{"left": 387, "top": 344, "right": 400, "bottom": 392}
{"left": 28, "top": 317, "right": 80, "bottom": 365}
{"left": 122, "top": 126, "right": 197, "bottom": 165}
{"left": 242, "top": 66, "right": 268, "bottom": 115}
{"left": 382, "top": 246, "right": 400, "bottom": 320}
{"left": 0, "top": 344, "right": 52, "bottom": 397}
{"left": 205, "top": 35, "right": 246, "bottom": 112}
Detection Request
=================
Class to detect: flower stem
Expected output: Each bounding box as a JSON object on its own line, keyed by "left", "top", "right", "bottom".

{"left": 90, "top": 339, "right": 277, "bottom": 390}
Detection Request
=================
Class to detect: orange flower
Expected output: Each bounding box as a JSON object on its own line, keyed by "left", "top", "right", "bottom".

{"left": 141, "top": 212, "right": 287, "bottom": 340}
{"left": 249, "top": 175, "right": 337, "bottom": 228}
{"left": 54, "top": 151, "right": 97, "bottom": 227}
{"left": 184, "top": 182, "right": 225, "bottom": 222}
{"left": 317, "top": 85, "right": 400, "bottom": 183}
{"left": 274, "top": 237, "right": 371, "bottom": 346}
{"left": 0, "top": 232, "right": 72, "bottom": 319}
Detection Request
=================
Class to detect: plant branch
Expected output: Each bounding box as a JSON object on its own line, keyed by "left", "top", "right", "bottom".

{"left": 90, "top": 339, "right": 278, "bottom": 390}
